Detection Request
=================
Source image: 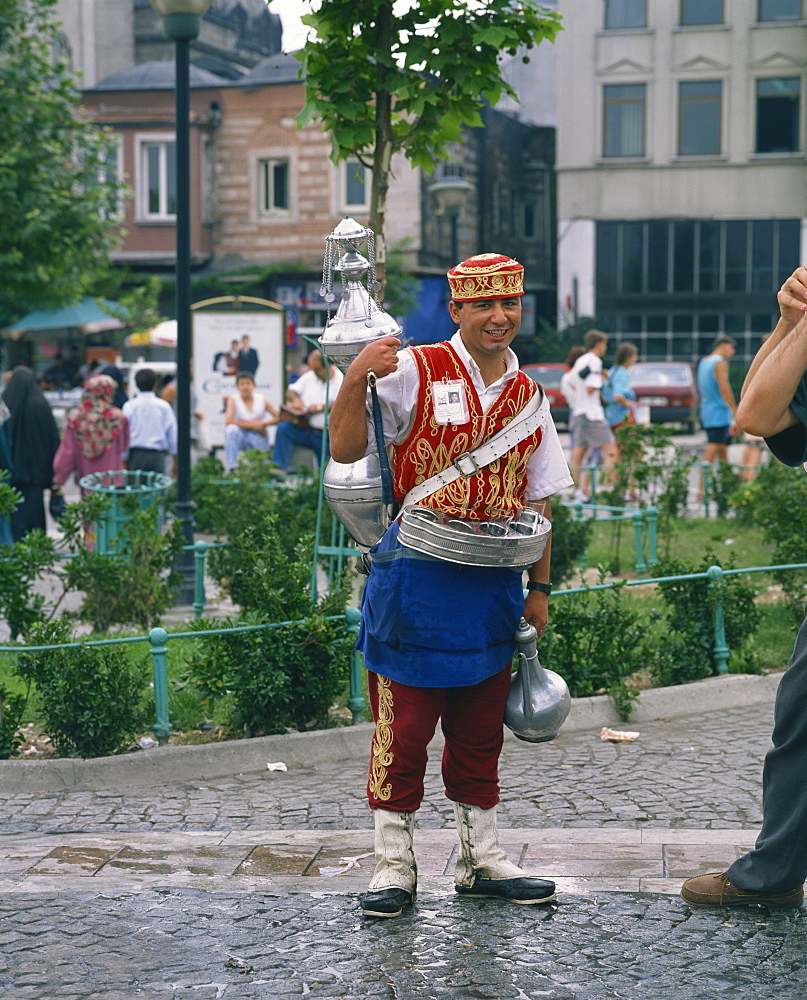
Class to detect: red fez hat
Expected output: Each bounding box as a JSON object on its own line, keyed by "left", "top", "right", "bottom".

{"left": 447, "top": 253, "right": 524, "bottom": 302}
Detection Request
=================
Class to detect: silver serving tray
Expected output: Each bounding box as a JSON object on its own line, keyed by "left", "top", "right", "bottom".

{"left": 398, "top": 505, "right": 550, "bottom": 568}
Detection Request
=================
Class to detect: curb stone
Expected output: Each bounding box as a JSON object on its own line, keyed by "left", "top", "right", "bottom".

{"left": 1, "top": 671, "right": 781, "bottom": 794}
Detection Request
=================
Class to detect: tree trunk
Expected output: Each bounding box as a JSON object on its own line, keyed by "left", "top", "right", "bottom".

{"left": 370, "top": 1, "right": 395, "bottom": 301}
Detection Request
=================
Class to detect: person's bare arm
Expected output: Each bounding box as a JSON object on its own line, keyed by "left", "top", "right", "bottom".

{"left": 524, "top": 498, "right": 553, "bottom": 636}
{"left": 224, "top": 396, "right": 236, "bottom": 426}
{"left": 737, "top": 267, "right": 807, "bottom": 437}
{"left": 328, "top": 336, "right": 401, "bottom": 464}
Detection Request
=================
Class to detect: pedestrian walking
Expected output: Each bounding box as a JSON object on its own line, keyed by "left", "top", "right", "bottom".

{"left": 1, "top": 367, "right": 61, "bottom": 541}
{"left": 122, "top": 368, "right": 177, "bottom": 477}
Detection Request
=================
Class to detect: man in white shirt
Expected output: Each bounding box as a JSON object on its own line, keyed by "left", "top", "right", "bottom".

{"left": 568, "top": 330, "right": 616, "bottom": 501}
{"left": 273, "top": 349, "right": 343, "bottom": 471}
{"left": 123, "top": 368, "right": 178, "bottom": 476}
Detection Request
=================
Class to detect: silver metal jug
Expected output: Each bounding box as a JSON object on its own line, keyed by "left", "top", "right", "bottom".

{"left": 318, "top": 218, "right": 401, "bottom": 551}
{"left": 317, "top": 217, "right": 402, "bottom": 374}
{"left": 504, "top": 618, "right": 571, "bottom": 743}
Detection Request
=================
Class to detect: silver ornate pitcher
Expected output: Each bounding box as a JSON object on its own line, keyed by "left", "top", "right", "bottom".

{"left": 504, "top": 618, "right": 571, "bottom": 743}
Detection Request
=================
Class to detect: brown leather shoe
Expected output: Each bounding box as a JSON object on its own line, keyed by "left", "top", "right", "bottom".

{"left": 681, "top": 871, "right": 804, "bottom": 908}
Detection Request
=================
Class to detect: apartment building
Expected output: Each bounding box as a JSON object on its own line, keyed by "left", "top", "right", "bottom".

{"left": 556, "top": 0, "right": 807, "bottom": 365}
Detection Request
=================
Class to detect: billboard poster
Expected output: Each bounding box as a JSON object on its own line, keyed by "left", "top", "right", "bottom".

{"left": 193, "top": 309, "right": 284, "bottom": 450}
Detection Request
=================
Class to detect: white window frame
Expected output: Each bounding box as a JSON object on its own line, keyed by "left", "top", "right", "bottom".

{"left": 251, "top": 147, "right": 297, "bottom": 223}
{"left": 135, "top": 133, "right": 177, "bottom": 222}
{"left": 340, "top": 157, "right": 371, "bottom": 213}
{"left": 258, "top": 156, "right": 291, "bottom": 216}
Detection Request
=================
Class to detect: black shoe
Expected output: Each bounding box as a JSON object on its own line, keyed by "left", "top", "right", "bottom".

{"left": 360, "top": 887, "right": 414, "bottom": 918}
{"left": 455, "top": 876, "right": 556, "bottom": 905}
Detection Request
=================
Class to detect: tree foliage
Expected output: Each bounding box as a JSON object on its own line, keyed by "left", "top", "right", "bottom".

{"left": 297, "top": 0, "right": 562, "bottom": 287}
{"left": 0, "top": 0, "right": 124, "bottom": 328}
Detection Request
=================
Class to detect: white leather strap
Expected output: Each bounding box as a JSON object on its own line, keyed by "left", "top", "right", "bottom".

{"left": 400, "top": 385, "right": 548, "bottom": 510}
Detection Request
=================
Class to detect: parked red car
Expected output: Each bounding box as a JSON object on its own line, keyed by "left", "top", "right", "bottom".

{"left": 520, "top": 363, "right": 570, "bottom": 426}
{"left": 627, "top": 362, "right": 699, "bottom": 433}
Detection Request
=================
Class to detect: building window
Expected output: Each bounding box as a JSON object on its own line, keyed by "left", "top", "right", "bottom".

{"left": 758, "top": 0, "right": 801, "bottom": 20}
{"left": 259, "top": 158, "right": 290, "bottom": 214}
{"left": 603, "top": 84, "right": 646, "bottom": 156}
{"left": 678, "top": 80, "right": 722, "bottom": 155}
{"left": 97, "top": 138, "right": 123, "bottom": 219}
{"left": 604, "top": 0, "right": 646, "bottom": 29}
{"left": 595, "top": 218, "right": 799, "bottom": 297}
{"left": 756, "top": 78, "right": 800, "bottom": 153}
{"left": 681, "top": 0, "right": 723, "bottom": 24}
{"left": 139, "top": 140, "right": 176, "bottom": 219}
{"left": 343, "top": 157, "right": 369, "bottom": 211}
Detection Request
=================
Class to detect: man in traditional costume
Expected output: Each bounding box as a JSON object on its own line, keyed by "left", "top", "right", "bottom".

{"left": 329, "top": 254, "right": 573, "bottom": 918}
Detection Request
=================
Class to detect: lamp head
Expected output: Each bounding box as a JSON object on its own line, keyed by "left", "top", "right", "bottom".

{"left": 149, "top": 0, "right": 213, "bottom": 40}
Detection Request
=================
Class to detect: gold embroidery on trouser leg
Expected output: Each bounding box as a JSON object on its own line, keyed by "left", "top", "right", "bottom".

{"left": 369, "top": 675, "right": 394, "bottom": 801}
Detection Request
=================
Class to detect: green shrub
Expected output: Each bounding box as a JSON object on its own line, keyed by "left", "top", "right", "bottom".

{"left": 649, "top": 552, "right": 761, "bottom": 687}
{"left": 57, "top": 492, "right": 182, "bottom": 631}
{"left": 551, "top": 501, "right": 592, "bottom": 586}
{"left": 15, "top": 620, "right": 149, "bottom": 758}
{"left": 0, "top": 681, "right": 26, "bottom": 759}
{"left": 182, "top": 514, "right": 354, "bottom": 735}
{"left": 0, "top": 527, "right": 56, "bottom": 639}
{"left": 541, "top": 583, "right": 648, "bottom": 718}
{"left": 731, "top": 462, "right": 807, "bottom": 621}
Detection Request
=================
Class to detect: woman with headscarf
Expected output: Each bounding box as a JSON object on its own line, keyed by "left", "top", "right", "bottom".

{"left": 52, "top": 374, "right": 130, "bottom": 498}
{"left": 1, "top": 367, "right": 61, "bottom": 541}
{"left": 100, "top": 364, "right": 128, "bottom": 410}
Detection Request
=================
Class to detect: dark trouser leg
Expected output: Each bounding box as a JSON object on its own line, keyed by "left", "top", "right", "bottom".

{"left": 728, "top": 609, "right": 807, "bottom": 891}
{"left": 366, "top": 672, "right": 443, "bottom": 813}
{"left": 441, "top": 665, "right": 512, "bottom": 809}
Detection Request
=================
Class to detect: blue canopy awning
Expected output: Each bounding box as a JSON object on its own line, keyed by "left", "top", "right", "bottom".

{"left": 2, "top": 298, "right": 123, "bottom": 339}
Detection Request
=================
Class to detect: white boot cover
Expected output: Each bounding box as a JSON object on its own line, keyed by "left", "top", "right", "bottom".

{"left": 368, "top": 809, "right": 417, "bottom": 894}
{"left": 453, "top": 801, "right": 526, "bottom": 888}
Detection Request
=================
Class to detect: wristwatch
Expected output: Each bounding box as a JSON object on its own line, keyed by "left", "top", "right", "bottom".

{"left": 526, "top": 581, "right": 552, "bottom": 595}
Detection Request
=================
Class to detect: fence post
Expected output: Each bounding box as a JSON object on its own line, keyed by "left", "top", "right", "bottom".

{"left": 707, "top": 564, "right": 730, "bottom": 675}
{"left": 149, "top": 626, "right": 171, "bottom": 743}
{"left": 645, "top": 505, "right": 658, "bottom": 570}
{"left": 588, "top": 464, "right": 598, "bottom": 505}
{"left": 572, "top": 501, "right": 588, "bottom": 571}
{"left": 345, "top": 607, "right": 366, "bottom": 724}
{"left": 701, "top": 462, "right": 711, "bottom": 518}
{"left": 193, "top": 541, "right": 208, "bottom": 621}
{"left": 632, "top": 510, "right": 647, "bottom": 578}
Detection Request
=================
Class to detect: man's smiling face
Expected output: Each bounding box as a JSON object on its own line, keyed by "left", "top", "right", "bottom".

{"left": 449, "top": 296, "right": 522, "bottom": 364}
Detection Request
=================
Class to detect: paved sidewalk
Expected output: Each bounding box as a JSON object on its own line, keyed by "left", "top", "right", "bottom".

{"left": 2, "top": 694, "right": 807, "bottom": 998}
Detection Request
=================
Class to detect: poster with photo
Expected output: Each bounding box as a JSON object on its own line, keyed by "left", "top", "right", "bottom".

{"left": 193, "top": 309, "right": 284, "bottom": 450}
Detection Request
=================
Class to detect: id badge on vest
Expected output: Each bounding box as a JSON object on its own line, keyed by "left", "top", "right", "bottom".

{"left": 431, "top": 380, "right": 470, "bottom": 425}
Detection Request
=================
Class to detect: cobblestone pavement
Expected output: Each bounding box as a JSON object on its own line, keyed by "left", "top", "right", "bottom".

{"left": 0, "top": 705, "right": 769, "bottom": 833}
{"left": 3, "top": 701, "right": 807, "bottom": 998}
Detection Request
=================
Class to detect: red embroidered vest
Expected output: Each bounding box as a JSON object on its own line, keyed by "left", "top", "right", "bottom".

{"left": 392, "top": 342, "right": 542, "bottom": 519}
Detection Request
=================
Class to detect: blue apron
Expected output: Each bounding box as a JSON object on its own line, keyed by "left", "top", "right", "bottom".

{"left": 357, "top": 521, "right": 524, "bottom": 688}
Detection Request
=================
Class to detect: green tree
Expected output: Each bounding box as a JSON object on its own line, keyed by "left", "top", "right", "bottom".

{"left": 297, "top": 0, "right": 562, "bottom": 291}
{"left": 0, "top": 0, "right": 123, "bottom": 328}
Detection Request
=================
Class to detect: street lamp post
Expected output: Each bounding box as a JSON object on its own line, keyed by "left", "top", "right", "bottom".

{"left": 428, "top": 175, "right": 475, "bottom": 264}
{"left": 149, "top": 0, "right": 212, "bottom": 604}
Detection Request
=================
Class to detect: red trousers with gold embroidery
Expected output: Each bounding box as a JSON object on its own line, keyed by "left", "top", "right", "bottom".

{"left": 366, "top": 666, "right": 512, "bottom": 813}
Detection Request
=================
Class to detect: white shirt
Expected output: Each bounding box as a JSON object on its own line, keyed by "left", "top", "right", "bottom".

{"left": 366, "top": 332, "right": 573, "bottom": 501}
{"left": 122, "top": 391, "right": 177, "bottom": 455}
{"left": 569, "top": 350, "right": 606, "bottom": 422}
{"left": 293, "top": 368, "right": 344, "bottom": 430}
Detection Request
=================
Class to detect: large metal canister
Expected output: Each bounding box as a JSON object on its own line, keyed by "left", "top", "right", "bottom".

{"left": 322, "top": 454, "right": 390, "bottom": 552}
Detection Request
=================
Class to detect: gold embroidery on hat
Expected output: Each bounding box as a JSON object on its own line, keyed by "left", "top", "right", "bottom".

{"left": 369, "top": 674, "right": 394, "bottom": 802}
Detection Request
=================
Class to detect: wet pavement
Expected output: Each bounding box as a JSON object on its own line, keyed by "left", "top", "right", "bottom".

{"left": 2, "top": 700, "right": 807, "bottom": 998}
